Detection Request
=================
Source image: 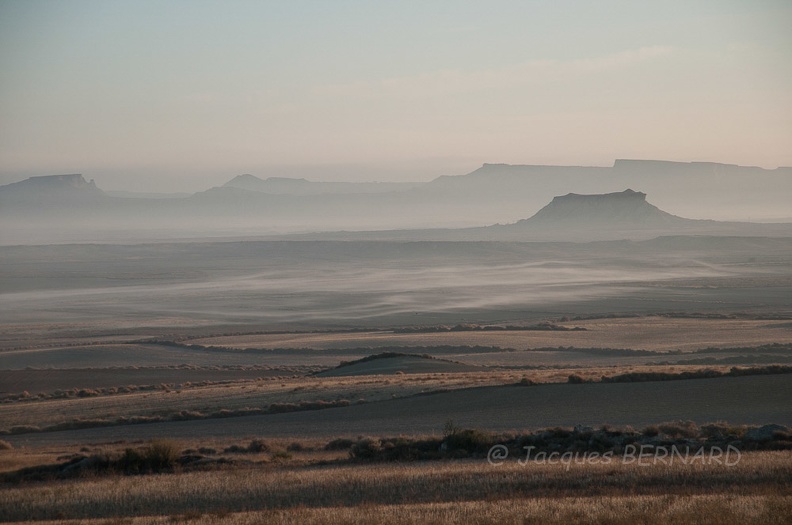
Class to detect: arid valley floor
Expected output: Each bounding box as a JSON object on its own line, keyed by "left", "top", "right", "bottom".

{"left": 1, "top": 237, "right": 791, "bottom": 523}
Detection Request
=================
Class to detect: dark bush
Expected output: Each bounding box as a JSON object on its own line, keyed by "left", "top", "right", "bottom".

{"left": 271, "top": 450, "right": 292, "bottom": 460}
{"left": 658, "top": 421, "right": 699, "bottom": 439}
{"left": 286, "top": 442, "right": 306, "bottom": 452}
{"left": 118, "top": 440, "right": 180, "bottom": 474}
{"left": 547, "top": 427, "right": 573, "bottom": 439}
{"left": 325, "top": 438, "right": 356, "bottom": 451}
{"left": 443, "top": 428, "right": 495, "bottom": 454}
{"left": 642, "top": 425, "right": 660, "bottom": 437}
{"left": 773, "top": 430, "right": 792, "bottom": 441}
{"left": 246, "top": 439, "right": 270, "bottom": 453}
{"left": 700, "top": 422, "right": 740, "bottom": 440}
{"left": 76, "top": 389, "right": 99, "bottom": 398}
{"left": 349, "top": 436, "right": 443, "bottom": 462}
{"left": 349, "top": 438, "right": 382, "bottom": 460}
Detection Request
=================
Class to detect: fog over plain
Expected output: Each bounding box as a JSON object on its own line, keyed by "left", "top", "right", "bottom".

{"left": 2, "top": 239, "right": 790, "bottom": 331}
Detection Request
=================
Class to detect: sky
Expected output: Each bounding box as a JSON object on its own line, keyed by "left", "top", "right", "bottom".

{"left": 1, "top": 0, "right": 790, "bottom": 192}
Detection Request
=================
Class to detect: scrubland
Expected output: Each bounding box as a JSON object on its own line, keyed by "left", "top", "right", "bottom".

{"left": 1, "top": 315, "right": 790, "bottom": 523}
{"left": 0, "top": 444, "right": 789, "bottom": 524}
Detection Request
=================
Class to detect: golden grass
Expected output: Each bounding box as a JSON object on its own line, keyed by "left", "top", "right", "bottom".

{"left": 0, "top": 450, "right": 64, "bottom": 474}
{"left": 1, "top": 451, "right": 789, "bottom": 522}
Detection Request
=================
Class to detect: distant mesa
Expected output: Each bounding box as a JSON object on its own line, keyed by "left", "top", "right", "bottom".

{"left": 518, "top": 189, "right": 688, "bottom": 228}
{"left": 6, "top": 173, "right": 100, "bottom": 191}
{"left": 223, "top": 174, "right": 314, "bottom": 194}
{"left": 2, "top": 160, "right": 791, "bottom": 244}
{"left": 0, "top": 174, "right": 105, "bottom": 202}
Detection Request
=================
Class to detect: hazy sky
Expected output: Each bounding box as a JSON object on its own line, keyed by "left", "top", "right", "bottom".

{"left": 1, "top": 0, "right": 790, "bottom": 191}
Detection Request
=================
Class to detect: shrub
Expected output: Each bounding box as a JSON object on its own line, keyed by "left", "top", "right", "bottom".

{"left": 567, "top": 374, "right": 586, "bottom": 384}
{"left": 0, "top": 439, "right": 12, "bottom": 450}
{"left": 119, "top": 440, "right": 180, "bottom": 474}
{"left": 271, "top": 450, "right": 292, "bottom": 461}
{"left": 658, "top": 420, "right": 699, "bottom": 439}
{"left": 443, "top": 428, "right": 495, "bottom": 454}
{"left": 223, "top": 440, "right": 271, "bottom": 454}
{"left": 325, "top": 438, "right": 356, "bottom": 451}
{"left": 286, "top": 442, "right": 306, "bottom": 452}
{"left": 247, "top": 439, "right": 270, "bottom": 453}
{"left": 350, "top": 438, "right": 382, "bottom": 460}
{"left": 349, "top": 437, "right": 442, "bottom": 462}
{"left": 773, "top": 430, "right": 792, "bottom": 441}
{"left": 118, "top": 448, "right": 146, "bottom": 473}
{"left": 642, "top": 425, "right": 660, "bottom": 437}
{"left": 700, "top": 422, "right": 738, "bottom": 439}
{"left": 147, "top": 440, "right": 180, "bottom": 466}
{"left": 443, "top": 419, "right": 460, "bottom": 438}
{"left": 547, "top": 427, "right": 573, "bottom": 439}
{"left": 76, "top": 389, "right": 99, "bottom": 398}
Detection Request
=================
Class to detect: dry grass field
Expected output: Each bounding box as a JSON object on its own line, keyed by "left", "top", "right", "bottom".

{"left": 0, "top": 447, "right": 790, "bottom": 524}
